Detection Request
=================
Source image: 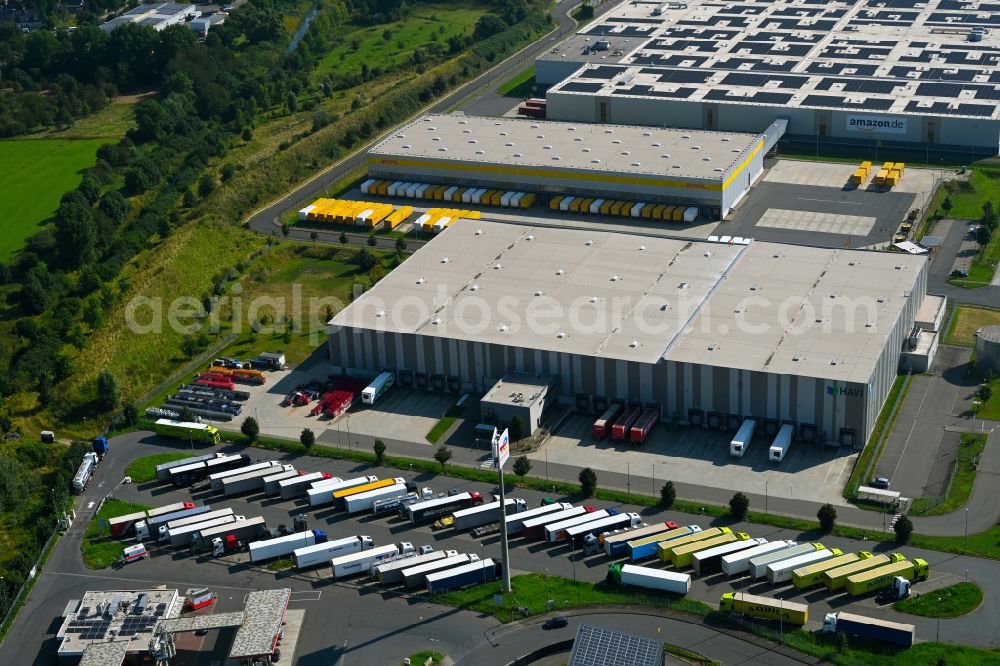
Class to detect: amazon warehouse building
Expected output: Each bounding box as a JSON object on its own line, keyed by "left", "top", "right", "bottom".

{"left": 328, "top": 221, "right": 943, "bottom": 448}
{"left": 536, "top": 0, "right": 1000, "bottom": 157}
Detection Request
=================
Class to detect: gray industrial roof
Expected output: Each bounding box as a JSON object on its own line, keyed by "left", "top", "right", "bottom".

{"left": 228, "top": 588, "right": 291, "bottom": 659}
{"left": 482, "top": 373, "right": 554, "bottom": 409}
{"left": 542, "top": 0, "right": 1000, "bottom": 120}
{"left": 369, "top": 114, "right": 758, "bottom": 182}
{"left": 79, "top": 640, "right": 130, "bottom": 666}
{"left": 332, "top": 221, "right": 926, "bottom": 383}
{"left": 568, "top": 623, "right": 663, "bottom": 666}
{"left": 57, "top": 589, "right": 180, "bottom": 657}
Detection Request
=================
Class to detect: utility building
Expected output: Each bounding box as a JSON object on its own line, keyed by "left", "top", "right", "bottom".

{"left": 329, "top": 221, "right": 934, "bottom": 447}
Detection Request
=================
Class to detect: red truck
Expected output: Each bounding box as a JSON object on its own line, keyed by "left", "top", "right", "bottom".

{"left": 593, "top": 403, "right": 624, "bottom": 440}
{"left": 612, "top": 405, "right": 641, "bottom": 441}
{"left": 630, "top": 407, "right": 660, "bottom": 445}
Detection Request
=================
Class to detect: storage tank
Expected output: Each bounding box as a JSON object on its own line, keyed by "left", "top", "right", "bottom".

{"left": 974, "top": 325, "right": 1000, "bottom": 374}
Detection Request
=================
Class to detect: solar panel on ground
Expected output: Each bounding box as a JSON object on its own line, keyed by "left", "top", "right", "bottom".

{"left": 568, "top": 624, "right": 663, "bottom": 666}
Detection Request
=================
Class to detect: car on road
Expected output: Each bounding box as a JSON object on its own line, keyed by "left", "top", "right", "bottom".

{"left": 951, "top": 269, "right": 969, "bottom": 278}
{"left": 871, "top": 476, "right": 891, "bottom": 489}
{"left": 542, "top": 616, "right": 569, "bottom": 630}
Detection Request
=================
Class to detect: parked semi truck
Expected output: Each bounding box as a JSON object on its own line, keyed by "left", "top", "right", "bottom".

{"left": 136, "top": 505, "right": 215, "bottom": 541}
{"left": 629, "top": 407, "right": 660, "bottom": 444}
{"left": 769, "top": 548, "right": 843, "bottom": 585}
{"left": 345, "top": 480, "right": 409, "bottom": 515}
{"left": 768, "top": 424, "right": 795, "bottom": 463}
{"left": 845, "top": 559, "right": 928, "bottom": 596}
{"left": 823, "top": 553, "right": 903, "bottom": 591}
{"left": 749, "top": 543, "right": 824, "bottom": 579}
{"left": 332, "top": 543, "right": 415, "bottom": 578}
{"left": 719, "top": 592, "right": 808, "bottom": 625}
{"left": 278, "top": 472, "right": 336, "bottom": 499}
{"left": 373, "top": 489, "right": 433, "bottom": 516}
{"left": 401, "top": 554, "right": 477, "bottom": 589}
{"left": 294, "top": 535, "right": 373, "bottom": 570}
{"left": 376, "top": 549, "right": 456, "bottom": 585}
{"left": 71, "top": 452, "right": 99, "bottom": 493}
{"left": 629, "top": 526, "right": 702, "bottom": 562}
{"left": 167, "top": 515, "right": 239, "bottom": 548}
{"left": 249, "top": 530, "right": 326, "bottom": 564}
{"left": 308, "top": 476, "right": 379, "bottom": 507}
{"left": 730, "top": 419, "right": 757, "bottom": 458}
{"left": 592, "top": 403, "right": 624, "bottom": 440}
{"left": 612, "top": 406, "right": 641, "bottom": 441}
{"left": 521, "top": 506, "right": 593, "bottom": 540}
{"left": 670, "top": 531, "right": 750, "bottom": 568}
{"left": 822, "top": 612, "right": 915, "bottom": 647}
{"left": 792, "top": 552, "right": 872, "bottom": 589}
{"left": 600, "top": 521, "right": 676, "bottom": 557}
{"left": 332, "top": 477, "right": 402, "bottom": 508}
{"left": 721, "top": 540, "right": 797, "bottom": 576}
{"left": 361, "top": 372, "right": 395, "bottom": 405}
{"left": 159, "top": 508, "right": 233, "bottom": 541}
{"left": 405, "top": 492, "right": 484, "bottom": 525}
{"left": 609, "top": 563, "right": 690, "bottom": 595}
{"left": 221, "top": 464, "right": 294, "bottom": 496}
{"left": 263, "top": 468, "right": 301, "bottom": 495}
{"left": 169, "top": 454, "right": 246, "bottom": 486}
{"left": 657, "top": 527, "right": 731, "bottom": 563}
{"left": 546, "top": 509, "right": 612, "bottom": 543}
{"left": 109, "top": 502, "right": 194, "bottom": 537}
{"left": 209, "top": 461, "right": 280, "bottom": 491}
{"left": 580, "top": 514, "right": 643, "bottom": 553}
{"left": 153, "top": 419, "right": 221, "bottom": 444}
{"left": 693, "top": 537, "right": 767, "bottom": 575}
{"left": 156, "top": 454, "right": 220, "bottom": 482}
{"left": 448, "top": 498, "right": 527, "bottom": 531}
{"left": 192, "top": 516, "right": 267, "bottom": 552}
{"left": 505, "top": 502, "right": 571, "bottom": 536}
{"left": 426, "top": 558, "right": 498, "bottom": 594}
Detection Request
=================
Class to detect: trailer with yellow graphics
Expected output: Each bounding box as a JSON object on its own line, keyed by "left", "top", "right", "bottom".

{"left": 332, "top": 477, "right": 403, "bottom": 509}
{"left": 792, "top": 552, "right": 872, "bottom": 589}
{"left": 670, "top": 531, "right": 751, "bottom": 568}
{"left": 657, "top": 527, "right": 731, "bottom": 562}
{"left": 549, "top": 196, "right": 564, "bottom": 211}
{"left": 618, "top": 202, "right": 635, "bottom": 217}
{"left": 845, "top": 559, "right": 928, "bottom": 596}
{"left": 719, "top": 592, "right": 808, "bottom": 625}
{"left": 383, "top": 206, "right": 412, "bottom": 230}
{"left": 519, "top": 193, "right": 536, "bottom": 208}
{"left": 823, "top": 552, "right": 903, "bottom": 591}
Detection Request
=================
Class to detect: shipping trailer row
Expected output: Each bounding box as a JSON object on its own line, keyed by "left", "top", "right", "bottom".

{"left": 156, "top": 455, "right": 222, "bottom": 482}
{"left": 505, "top": 502, "right": 572, "bottom": 536}
{"left": 135, "top": 505, "right": 216, "bottom": 541}
{"left": 279, "top": 472, "right": 336, "bottom": 499}
{"left": 608, "top": 563, "right": 691, "bottom": 595}
{"left": 299, "top": 198, "right": 401, "bottom": 229}
{"left": 375, "top": 549, "right": 457, "bottom": 585}
{"left": 169, "top": 454, "right": 248, "bottom": 487}
{"left": 548, "top": 196, "right": 699, "bottom": 223}
{"left": 628, "top": 525, "right": 702, "bottom": 562}
{"left": 426, "top": 558, "right": 499, "bottom": 594}
{"left": 249, "top": 530, "right": 326, "bottom": 564}
{"left": 730, "top": 419, "right": 756, "bottom": 458}
{"left": 332, "top": 542, "right": 415, "bottom": 579}
{"left": 377, "top": 180, "right": 538, "bottom": 211}
{"left": 294, "top": 535, "right": 373, "bottom": 570}
{"left": 656, "top": 527, "right": 731, "bottom": 562}
{"left": 108, "top": 502, "right": 195, "bottom": 537}
{"left": 592, "top": 403, "right": 624, "bottom": 440}
{"left": 406, "top": 492, "right": 484, "bottom": 525}
{"left": 520, "top": 506, "right": 594, "bottom": 540}
{"left": 601, "top": 521, "right": 679, "bottom": 558}
{"left": 159, "top": 508, "right": 233, "bottom": 542}
{"left": 177, "top": 383, "right": 250, "bottom": 402}
{"left": 308, "top": 476, "right": 379, "bottom": 507}
{"left": 400, "top": 553, "right": 478, "bottom": 589}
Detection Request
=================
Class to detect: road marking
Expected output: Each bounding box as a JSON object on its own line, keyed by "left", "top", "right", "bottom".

{"left": 290, "top": 591, "right": 321, "bottom": 601}
{"left": 87, "top": 501, "right": 95, "bottom": 509}
{"left": 797, "top": 197, "right": 864, "bottom": 206}
{"left": 47, "top": 570, "right": 267, "bottom": 592}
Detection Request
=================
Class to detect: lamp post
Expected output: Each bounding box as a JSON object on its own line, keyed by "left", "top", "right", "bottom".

{"left": 965, "top": 508, "right": 969, "bottom": 549}
{"left": 764, "top": 481, "right": 768, "bottom": 514}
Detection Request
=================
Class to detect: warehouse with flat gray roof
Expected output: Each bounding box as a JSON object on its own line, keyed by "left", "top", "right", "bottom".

{"left": 367, "top": 113, "right": 785, "bottom": 217}
{"left": 537, "top": 0, "right": 1000, "bottom": 155}
{"left": 329, "top": 221, "right": 934, "bottom": 447}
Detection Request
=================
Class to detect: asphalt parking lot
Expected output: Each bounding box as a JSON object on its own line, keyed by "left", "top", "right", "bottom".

{"left": 537, "top": 413, "right": 856, "bottom": 507}
{"left": 6, "top": 433, "right": 1000, "bottom": 666}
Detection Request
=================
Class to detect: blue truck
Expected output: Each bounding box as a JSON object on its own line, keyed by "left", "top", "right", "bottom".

{"left": 822, "top": 612, "right": 914, "bottom": 647}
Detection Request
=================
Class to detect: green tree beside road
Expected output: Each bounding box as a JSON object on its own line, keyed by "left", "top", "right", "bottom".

{"left": 579, "top": 467, "right": 597, "bottom": 498}
{"left": 729, "top": 492, "right": 749, "bottom": 520}
{"left": 241, "top": 417, "right": 260, "bottom": 443}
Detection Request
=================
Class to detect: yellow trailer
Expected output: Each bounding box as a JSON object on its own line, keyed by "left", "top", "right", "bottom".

{"left": 451, "top": 187, "right": 467, "bottom": 202}
{"left": 895, "top": 162, "right": 905, "bottom": 176}
{"left": 860, "top": 160, "right": 872, "bottom": 170}
{"left": 519, "top": 193, "right": 536, "bottom": 208}
{"left": 383, "top": 206, "right": 412, "bottom": 229}
{"left": 317, "top": 200, "right": 340, "bottom": 223}
{"left": 671, "top": 206, "right": 685, "bottom": 221}
{"left": 489, "top": 190, "right": 505, "bottom": 206}
{"left": 655, "top": 205, "right": 673, "bottom": 221}
{"left": 618, "top": 202, "right": 635, "bottom": 217}
{"left": 577, "top": 198, "right": 595, "bottom": 213}
{"left": 307, "top": 199, "right": 332, "bottom": 221}
{"left": 641, "top": 203, "right": 656, "bottom": 219}
{"left": 376, "top": 181, "right": 391, "bottom": 196}
{"left": 671, "top": 532, "right": 750, "bottom": 567}
{"left": 549, "top": 196, "right": 565, "bottom": 210}
{"left": 851, "top": 169, "right": 866, "bottom": 185}
{"left": 824, "top": 553, "right": 903, "bottom": 591}
{"left": 657, "top": 527, "right": 732, "bottom": 562}
{"left": 874, "top": 169, "right": 888, "bottom": 185}
{"left": 608, "top": 201, "right": 624, "bottom": 216}
{"left": 719, "top": 593, "right": 808, "bottom": 626}
{"left": 569, "top": 197, "right": 585, "bottom": 213}
{"left": 792, "top": 552, "right": 871, "bottom": 589}
{"left": 597, "top": 200, "right": 613, "bottom": 215}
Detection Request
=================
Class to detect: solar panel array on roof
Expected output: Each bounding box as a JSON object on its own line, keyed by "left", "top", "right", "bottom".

{"left": 568, "top": 624, "right": 663, "bottom": 666}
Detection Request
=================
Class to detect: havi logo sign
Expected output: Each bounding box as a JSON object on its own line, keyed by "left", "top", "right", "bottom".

{"left": 827, "top": 383, "right": 864, "bottom": 398}
{"left": 846, "top": 115, "right": 907, "bottom": 135}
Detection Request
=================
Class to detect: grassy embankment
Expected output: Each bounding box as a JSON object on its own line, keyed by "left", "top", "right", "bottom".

{"left": 893, "top": 582, "right": 983, "bottom": 618}
{"left": 425, "top": 404, "right": 464, "bottom": 444}
{"left": 125, "top": 452, "right": 193, "bottom": 484}
{"left": 497, "top": 65, "right": 536, "bottom": 97}
{"left": 929, "top": 166, "right": 1000, "bottom": 286}
{"left": 842, "top": 374, "right": 911, "bottom": 502}
{"left": 435, "top": 574, "right": 999, "bottom": 666}
{"left": 942, "top": 305, "right": 1000, "bottom": 419}
{"left": 910, "top": 434, "right": 987, "bottom": 516}
{"left": 81, "top": 498, "right": 151, "bottom": 569}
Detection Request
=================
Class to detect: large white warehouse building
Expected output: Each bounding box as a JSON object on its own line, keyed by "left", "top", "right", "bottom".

{"left": 330, "top": 221, "right": 936, "bottom": 447}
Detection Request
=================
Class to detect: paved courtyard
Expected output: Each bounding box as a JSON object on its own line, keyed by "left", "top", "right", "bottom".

{"left": 533, "top": 413, "right": 857, "bottom": 506}
{"left": 756, "top": 208, "right": 877, "bottom": 236}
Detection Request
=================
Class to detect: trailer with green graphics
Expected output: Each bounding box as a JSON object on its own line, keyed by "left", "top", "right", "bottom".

{"left": 792, "top": 552, "right": 872, "bottom": 589}
{"left": 657, "top": 527, "right": 731, "bottom": 563}
{"left": 719, "top": 592, "right": 808, "bottom": 625}
{"left": 845, "top": 559, "right": 928, "bottom": 596}
{"left": 749, "top": 543, "right": 824, "bottom": 579}
{"left": 823, "top": 553, "right": 904, "bottom": 591}
{"left": 153, "top": 419, "right": 220, "bottom": 444}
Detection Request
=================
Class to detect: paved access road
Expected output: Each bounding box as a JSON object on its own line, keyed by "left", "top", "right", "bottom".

{"left": 5, "top": 431, "right": 1000, "bottom": 666}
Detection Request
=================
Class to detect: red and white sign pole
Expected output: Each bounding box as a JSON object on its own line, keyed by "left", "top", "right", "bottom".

{"left": 493, "top": 428, "right": 512, "bottom": 593}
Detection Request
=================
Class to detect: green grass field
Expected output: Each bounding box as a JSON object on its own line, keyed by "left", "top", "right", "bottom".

{"left": 910, "top": 434, "right": 986, "bottom": 516}
{"left": 0, "top": 138, "right": 107, "bottom": 259}
{"left": 944, "top": 305, "right": 1000, "bottom": 346}
{"left": 497, "top": 65, "right": 536, "bottom": 97}
{"left": 82, "top": 498, "right": 151, "bottom": 569}
{"left": 125, "top": 452, "right": 193, "bottom": 484}
{"left": 893, "top": 582, "right": 983, "bottom": 618}
{"left": 311, "top": 3, "right": 485, "bottom": 85}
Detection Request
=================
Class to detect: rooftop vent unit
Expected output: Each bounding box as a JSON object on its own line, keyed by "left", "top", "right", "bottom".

{"left": 585, "top": 239, "right": 594, "bottom": 246}
{"left": 441, "top": 257, "right": 450, "bottom": 263}
{"left": 474, "top": 230, "right": 483, "bottom": 236}
{"left": 498, "top": 324, "right": 509, "bottom": 332}
{"left": 556, "top": 331, "right": 567, "bottom": 338}
{"left": 431, "top": 318, "right": 442, "bottom": 325}
{"left": 610, "top": 274, "right": 621, "bottom": 282}
{"left": 416, "top": 278, "right": 426, "bottom": 284}
{"left": 375, "top": 310, "right": 385, "bottom": 318}
{"left": 629, "top": 340, "right": 640, "bottom": 348}
{"left": 469, "top": 284, "right": 480, "bottom": 291}
{"left": 556, "top": 268, "right": 565, "bottom": 275}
